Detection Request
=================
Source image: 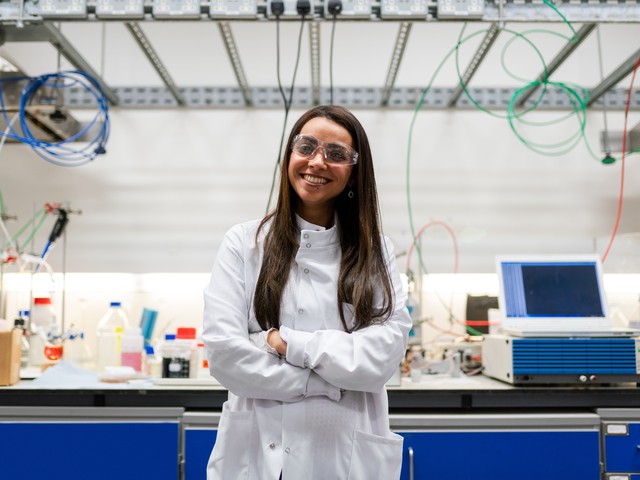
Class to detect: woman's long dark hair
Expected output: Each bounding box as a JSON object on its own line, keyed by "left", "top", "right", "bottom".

{"left": 253, "top": 105, "right": 393, "bottom": 332}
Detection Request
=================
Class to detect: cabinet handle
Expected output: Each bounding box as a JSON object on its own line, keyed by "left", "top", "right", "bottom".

{"left": 408, "top": 446, "right": 414, "bottom": 480}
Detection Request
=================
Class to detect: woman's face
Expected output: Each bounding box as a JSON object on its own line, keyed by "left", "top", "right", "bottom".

{"left": 287, "top": 117, "right": 354, "bottom": 222}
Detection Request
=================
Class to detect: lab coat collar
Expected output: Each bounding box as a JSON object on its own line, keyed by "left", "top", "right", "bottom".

{"left": 295, "top": 214, "right": 339, "bottom": 248}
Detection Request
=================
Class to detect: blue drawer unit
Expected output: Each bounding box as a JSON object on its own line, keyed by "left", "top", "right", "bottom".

{"left": 181, "top": 412, "right": 601, "bottom": 480}
{"left": 391, "top": 413, "right": 601, "bottom": 480}
{"left": 605, "top": 423, "right": 640, "bottom": 472}
{"left": 599, "top": 409, "right": 640, "bottom": 475}
{"left": 0, "top": 407, "right": 183, "bottom": 480}
{"left": 182, "top": 412, "right": 220, "bottom": 480}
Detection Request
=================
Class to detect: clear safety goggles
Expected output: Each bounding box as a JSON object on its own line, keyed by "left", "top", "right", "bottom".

{"left": 291, "top": 134, "right": 359, "bottom": 166}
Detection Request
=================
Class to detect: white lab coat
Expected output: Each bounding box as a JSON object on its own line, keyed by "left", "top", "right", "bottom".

{"left": 202, "top": 216, "right": 412, "bottom": 480}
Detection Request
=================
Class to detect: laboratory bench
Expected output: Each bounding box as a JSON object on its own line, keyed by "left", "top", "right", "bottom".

{"left": 0, "top": 374, "right": 639, "bottom": 411}
{"left": 1, "top": 377, "right": 639, "bottom": 480}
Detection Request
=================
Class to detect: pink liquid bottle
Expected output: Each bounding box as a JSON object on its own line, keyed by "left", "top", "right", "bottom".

{"left": 120, "top": 326, "right": 144, "bottom": 372}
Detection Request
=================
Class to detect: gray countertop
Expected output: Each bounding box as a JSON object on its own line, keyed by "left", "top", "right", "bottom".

{"left": 1, "top": 372, "right": 637, "bottom": 411}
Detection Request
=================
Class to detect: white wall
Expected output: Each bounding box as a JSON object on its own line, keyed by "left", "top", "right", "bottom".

{"left": 2, "top": 20, "right": 640, "bottom": 359}
{"left": 0, "top": 108, "right": 638, "bottom": 275}
{"left": 0, "top": 23, "right": 639, "bottom": 277}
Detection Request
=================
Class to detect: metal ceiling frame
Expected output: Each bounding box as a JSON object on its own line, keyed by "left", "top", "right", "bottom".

{"left": 125, "top": 22, "right": 186, "bottom": 106}
{"left": 588, "top": 46, "right": 640, "bottom": 107}
{"left": 1, "top": 2, "right": 640, "bottom": 110}
{"left": 218, "top": 22, "right": 253, "bottom": 106}
{"left": 381, "top": 22, "right": 412, "bottom": 107}
{"left": 516, "top": 23, "right": 596, "bottom": 107}
{"left": 0, "top": 23, "right": 119, "bottom": 106}
{"left": 448, "top": 22, "right": 500, "bottom": 107}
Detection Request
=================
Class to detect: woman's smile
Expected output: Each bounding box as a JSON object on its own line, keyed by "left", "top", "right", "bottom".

{"left": 301, "top": 174, "right": 330, "bottom": 185}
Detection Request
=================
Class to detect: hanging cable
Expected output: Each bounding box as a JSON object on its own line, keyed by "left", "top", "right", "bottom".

{"left": 0, "top": 112, "right": 19, "bottom": 159}
{"left": 329, "top": 5, "right": 340, "bottom": 105}
{"left": 265, "top": 11, "right": 307, "bottom": 214}
{"left": 596, "top": 25, "right": 614, "bottom": 164}
{"left": 406, "top": 14, "right": 639, "bottom": 333}
{"left": 600, "top": 52, "right": 640, "bottom": 263}
{"left": 406, "top": 221, "right": 459, "bottom": 275}
{"left": 0, "top": 70, "right": 110, "bottom": 167}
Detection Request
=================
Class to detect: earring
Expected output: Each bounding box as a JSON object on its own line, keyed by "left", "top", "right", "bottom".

{"left": 347, "top": 190, "right": 355, "bottom": 199}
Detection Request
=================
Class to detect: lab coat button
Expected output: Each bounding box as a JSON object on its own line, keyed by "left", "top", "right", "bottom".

{"left": 304, "top": 268, "right": 309, "bottom": 274}
{"left": 269, "top": 442, "right": 276, "bottom": 450}
{"left": 297, "top": 309, "right": 304, "bottom": 315}
{"left": 306, "top": 243, "right": 311, "bottom": 248}
{"left": 285, "top": 447, "right": 291, "bottom": 454}
{"left": 303, "top": 234, "right": 309, "bottom": 239}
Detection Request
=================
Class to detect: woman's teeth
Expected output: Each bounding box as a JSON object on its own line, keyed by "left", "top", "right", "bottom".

{"left": 303, "top": 175, "right": 328, "bottom": 185}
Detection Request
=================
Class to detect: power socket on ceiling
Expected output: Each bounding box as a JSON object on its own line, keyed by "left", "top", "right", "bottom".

{"left": 324, "top": 0, "right": 372, "bottom": 18}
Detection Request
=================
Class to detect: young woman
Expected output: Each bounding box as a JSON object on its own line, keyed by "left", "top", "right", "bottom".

{"left": 203, "top": 105, "right": 411, "bottom": 479}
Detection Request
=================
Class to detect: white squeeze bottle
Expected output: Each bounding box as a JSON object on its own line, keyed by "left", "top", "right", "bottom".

{"left": 95, "top": 301, "right": 130, "bottom": 374}
{"left": 121, "top": 326, "right": 144, "bottom": 372}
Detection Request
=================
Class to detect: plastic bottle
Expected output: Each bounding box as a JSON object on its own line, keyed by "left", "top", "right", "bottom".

{"left": 161, "top": 331, "right": 195, "bottom": 379}
{"left": 121, "top": 326, "right": 144, "bottom": 372}
{"left": 95, "top": 302, "right": 130, "bottom": 374}
{"left": 27, "top": 304, "right": 48, "bottom": 367}
{"left": 31, "top": 298, "right": 56, "bottom": 333}
{"left": 160, "top": 334, "right": 177, "bottom": 378}
{"left": 176, "top": 327, "right": 198, "bottom": 379}
{"left": 406, "top": 293, "right": 422, "bottom": 346}
{"left": 144, "top": 346, "right": 162, "bottom": 378}
{"left": 196, "top": 342, "right": 209, "bottom": 378}
{"left": 13, "top": 312, "right": 30, "bottom": 369}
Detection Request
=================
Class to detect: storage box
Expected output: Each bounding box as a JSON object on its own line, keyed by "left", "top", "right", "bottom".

{"left": 0, "top": 329, "right": 22, "bottom": 386}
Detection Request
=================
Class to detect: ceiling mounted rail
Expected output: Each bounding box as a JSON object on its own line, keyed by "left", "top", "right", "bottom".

{"left": 12, "top": 0, "right": 640, "bottom": 23}
{"left": 217, "top": 22, "right": 252, "bottom": 106}
{"left": 63, "top": 85, "right": 640, "bottom": 110}
{"left": 125, "top": 22, "right": 186, "bottom": 106}
{"left": 448, "top": 23, "right": 500, "bottom": 107}
{"left": 0, "top": 23, "right": 119, "bottom": 106}
{"left": 7, "top": 0, "right": 640, "bottom": 25}
{"left": 46, "top": 23, "right": 120, "bottom": 106}
{"left": 516, "top": 23, "right": 596, "bottom": 107}
{"left": 587, "top": 46, "right": 640, "bottom": 107}
{"left": 381, "top": 22, "right": 412, "bottom": 107}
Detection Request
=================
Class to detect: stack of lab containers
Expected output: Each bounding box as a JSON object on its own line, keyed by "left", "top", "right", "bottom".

{"left": 161, "top": 328, "right": 198, "bottom": 378}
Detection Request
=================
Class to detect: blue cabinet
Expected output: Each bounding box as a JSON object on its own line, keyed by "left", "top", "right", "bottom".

{"left": 181, "top": 411, "right": 601, "bottom": 480}
{"left": 0, "top": 407, "right": 183, "bottom": 480}
{"left": 599, "top": 408, "right": 640, "bottom": 477}
{"left": 182, "top": 412, "right": 220, "bottom": 480}
{"left": 392, "top": 413, "right": 601, "bottom": 480}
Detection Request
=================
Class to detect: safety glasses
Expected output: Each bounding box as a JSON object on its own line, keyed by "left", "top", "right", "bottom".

{"left": 291, "top": 134, "right": 358, "bottom": 166}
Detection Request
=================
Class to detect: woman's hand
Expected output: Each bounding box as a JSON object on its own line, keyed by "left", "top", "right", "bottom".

{"left": 267, "top": 329, "right": 288, "bottom": 356}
